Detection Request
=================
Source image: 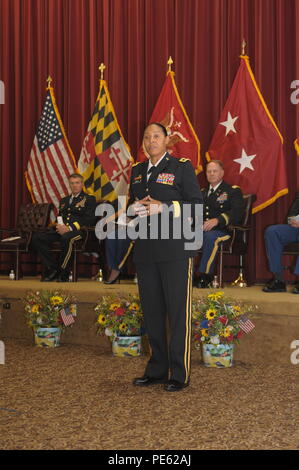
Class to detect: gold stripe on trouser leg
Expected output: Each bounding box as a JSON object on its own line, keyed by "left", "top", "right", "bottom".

{"left": 205, "top": 235, "right": 231, "bottom": 274}
{"left": 118, "top": 241, "right": 134, "bottom": 270}
{"left": 183, "top": 258, "right": 193, "bottom": 384}
{"left": 187, "top": 258, "right": 193, "bottom": 377}
{"left": 61, "top": 235, "right": 82, "bottom": 269}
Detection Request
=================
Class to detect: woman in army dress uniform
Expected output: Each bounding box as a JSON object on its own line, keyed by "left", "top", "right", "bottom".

{"left": 129, "top": 123, "right": 203, "bottom": 392}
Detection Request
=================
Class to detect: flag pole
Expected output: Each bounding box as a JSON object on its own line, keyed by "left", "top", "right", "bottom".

{"left": 93, "top": 57, "right": 105, "bottom": 284}
{"left": 46, "top": 75, "right": 53, "bottom": 90}
{"left": 241, "top": 38, "right": 246, "bottom": 56}
{"left": 231, "top": 262, "right": 248, "bottom": 288}
{"left": 231, "top": 39, "right": 249, "bottom": 289}
{"left": 167, "top": 56, "right": 173, "bottom": 73}
{"left": 99, "top": 63, "right": 106, "bottom": 81}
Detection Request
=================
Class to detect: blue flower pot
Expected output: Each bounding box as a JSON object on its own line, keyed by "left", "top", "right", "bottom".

{"left": 202, "top": 343, "right": 234, "bottom": 368}
{"left": 112, "top": 335, "right": 141, "bottom": 357}
{"left": 34, "top": 327, "right": 61, "bottom": 348}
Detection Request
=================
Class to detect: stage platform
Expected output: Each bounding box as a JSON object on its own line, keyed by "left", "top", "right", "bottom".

{"left": 1, "top": 276, "right": 298, "bottom": 365}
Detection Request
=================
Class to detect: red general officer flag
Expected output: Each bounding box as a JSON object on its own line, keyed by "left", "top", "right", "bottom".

{"left": 137, "top": 70, "right": 202, "bottom": 173}
{"left": 207, "top": 55, "right": 288, "bottom": 213}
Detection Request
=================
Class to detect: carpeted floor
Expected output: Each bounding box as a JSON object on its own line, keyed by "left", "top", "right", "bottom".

{"left": 0, "top": 338, "right": 298, "bottom": 450}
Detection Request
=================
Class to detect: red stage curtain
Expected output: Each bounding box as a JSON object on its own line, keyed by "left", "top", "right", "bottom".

{"left": 1, "top": 0, "right": 298, "bottom": 281}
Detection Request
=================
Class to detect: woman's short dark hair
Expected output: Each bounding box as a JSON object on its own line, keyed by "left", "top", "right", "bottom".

{"left": 147, "top": 122, "right": 168, "bottom": 136}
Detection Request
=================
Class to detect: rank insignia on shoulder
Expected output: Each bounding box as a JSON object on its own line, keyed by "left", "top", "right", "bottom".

{"left": 76, "top": 197, "right": 86, "bottom": 208}
{"left": 132, "top": 162, "right": 141, "bottom": 167}
{"left": 232, "top": 185, "right": 240, "bottom": 189}
{"left": 179, "top": 158, "right": 190, "bottom": 162}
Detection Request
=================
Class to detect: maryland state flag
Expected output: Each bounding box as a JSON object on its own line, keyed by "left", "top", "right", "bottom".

{"left": 137, "top": 71, "right": 202, "bottom": 173}
{"left": 207, "top": 55, "right": 288, "bottom": 213}
{"left": 78, "top": 80, "right": 133, "bottom": 202}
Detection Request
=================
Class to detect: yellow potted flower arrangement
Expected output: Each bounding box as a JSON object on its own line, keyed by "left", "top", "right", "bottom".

{"left": 95, "top": 294, "right": 143, "bottom": 357}
{"left": 24, "top": 290, "right": 77, "bottom": 347}
{"left": 192, "top": 291, "right": 255, "bottom": 367}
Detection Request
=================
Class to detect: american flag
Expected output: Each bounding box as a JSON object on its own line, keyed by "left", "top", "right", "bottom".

{"left": 237, "top": 316, "right": 255, "bottom": 334}
{"left": 60, "top": 308, "right": 75, "bottom": 327}
{"left": 25, "top": 81, "right": 77, "bottom": 221}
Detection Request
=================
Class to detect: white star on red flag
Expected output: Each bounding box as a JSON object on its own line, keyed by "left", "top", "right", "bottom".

{"left": 234, "top": 149, "right": 256, "bottom": 174}
{"left": 220, "top": 111, "right": 238, "bottom": 136}
{"left": 207, "top": 55, "right": 288, "bottom": 213}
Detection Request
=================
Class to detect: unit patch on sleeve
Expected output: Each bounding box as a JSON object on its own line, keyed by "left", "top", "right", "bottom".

{"left": 132, "top": 175, "right": 142, "bottom": 184}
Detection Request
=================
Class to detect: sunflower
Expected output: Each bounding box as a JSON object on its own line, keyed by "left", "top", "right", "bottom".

{"left": 206, "top": 309, "right": 217, "bottom": 320}
{"left": 221, "top": 327, "right": 232, "bottom": 338}
{"left": 129, "top": 302, "right": 140, "bottom": 311}
{"left": 31, "top": 304, "right": 40, "bottom": 314}
{"left": 50, "top": 296, "right": 64, "bottom": 306}
{"left": 97, "top": 314, "right": 107, "bottom": 325}
{"left": 208, "top": 292, "right": 224, "bottom": 301}
{"left": 110, "top": 302, "right": 121, "bottom": 311}
{"left": 119, "top": 323, "right": 128, "bottom": 332}
{"left": 232, "top": 305, "right": 242, "bottom": 316}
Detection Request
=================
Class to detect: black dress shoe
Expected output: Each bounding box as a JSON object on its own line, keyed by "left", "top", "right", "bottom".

{"left": 196, "top": 274, "right": 213, "bottom": 288}
{"left": 164, "top": 380, "right": 189, "bottom": 392}
{"left": 292, "top": 283, "right": 299, "bottom": 294}
{"left": 193, "top": 274, "right": 200, "bottom": 288}
{"left": 262, "top": 278, "right": 286, "bottom": 292}
{"left": 57, "top": 270, "right": 70, "bottom": 282}
{"left": 42, "top": 269, "right": 59, "bottom": 282}
{"left": 104, "top": 269, "right": 121, "bottom": 284}
{"left": 133, "top": 375, "right": 167, "bottom": 386}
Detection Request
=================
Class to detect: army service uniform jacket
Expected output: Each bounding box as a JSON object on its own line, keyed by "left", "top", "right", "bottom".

{"left": 288, "top": 191, "right": 299, "bottom": 218}
{"left": 58, "top": 191, "right": 96, "bottom": 231}
{"left": 128, "top": 153, "right": 203, "bottom": 263}
{"left": 201, "top": 181, "right": 245, "bottom": 231}
{"left": 31, "top": 191, "right": 96, "bottom": 274}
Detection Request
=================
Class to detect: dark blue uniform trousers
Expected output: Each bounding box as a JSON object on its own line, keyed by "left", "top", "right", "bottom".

{"left": 198, "top": 230, "right": 231, "bottom": 274}
{"left": 264, "top": 224, "right": 299, "bottom": 275}
{"left": 136, "top": 258, "right": 193, "bottom": 384}
{"left": 32, "top": 229, "right": 82, "bottom": 271}
{"left": 106, "top": 228, "right": 131, "bottom": 270}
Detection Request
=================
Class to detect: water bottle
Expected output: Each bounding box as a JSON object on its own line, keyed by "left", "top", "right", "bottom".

{"left": 212, "top": 275, "right": 219, "bottom": 289}
{"left": 9, "top": 269, "right": 15, "bottom": 280}
{"left": 97, "top": 269, "right": 103, "bottom": 282}
{"left": 68, "top": 271, "right": 73, "bottom": 282}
